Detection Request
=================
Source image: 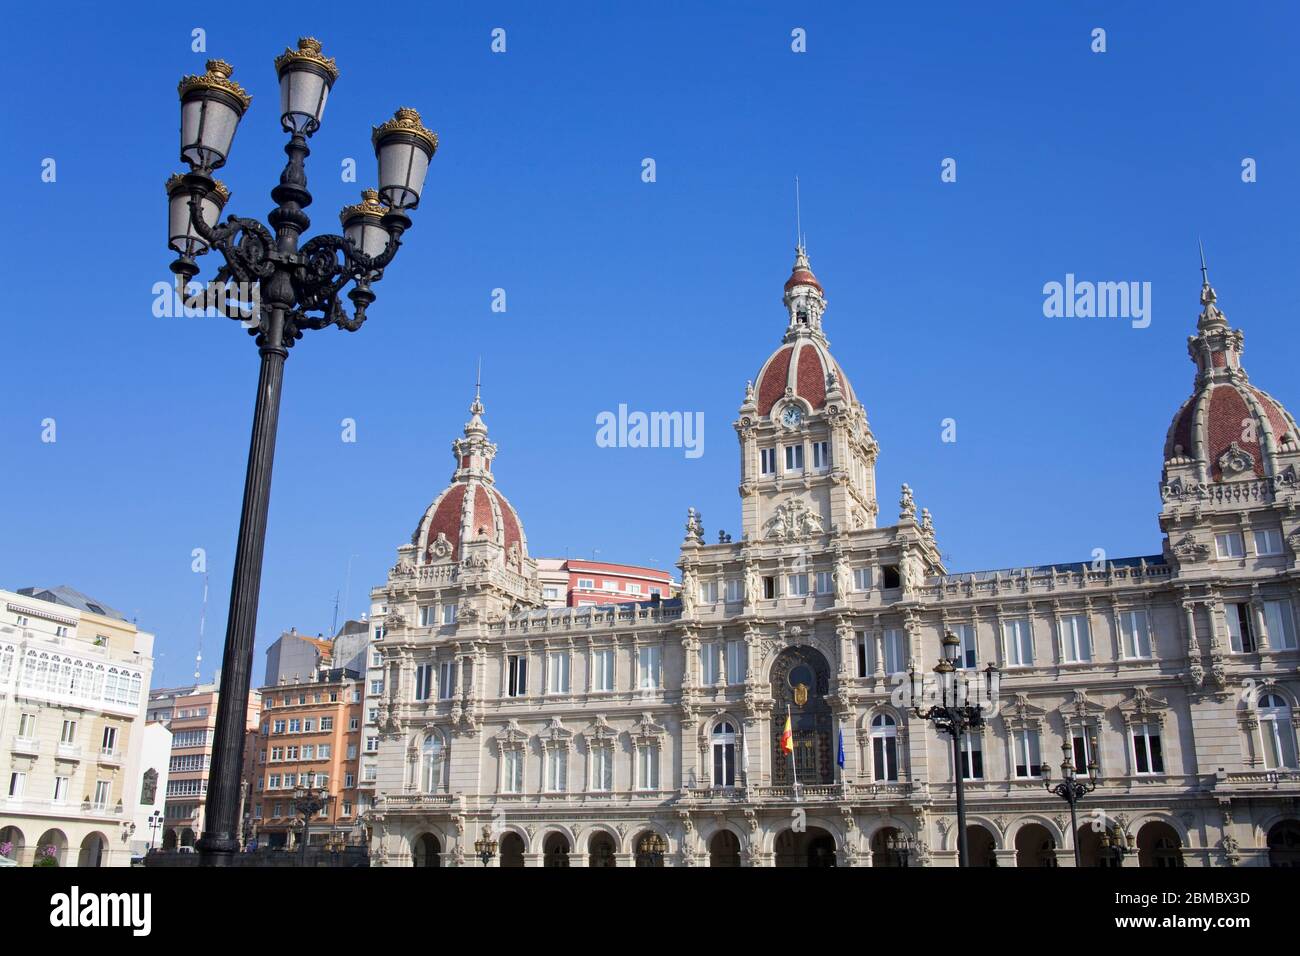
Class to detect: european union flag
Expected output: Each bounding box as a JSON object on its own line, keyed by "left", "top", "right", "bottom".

{"left": 836, "top": 729, "right": 845, "bottom": 769}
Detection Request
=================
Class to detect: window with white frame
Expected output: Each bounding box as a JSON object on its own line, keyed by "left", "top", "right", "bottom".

{"left": 637, "top": 742, "right": 661, "bottom": 790}
{"left": 959, "top": 733, "right": 983, "bottom": 779}
{"left": 638, "top": 645, "right": 661, "bottom": 689}
{"left": 1258, "top": 693, "right": 1296, "bottom": 769}
{"left": 1059, "top": 613, "right": 1092, "bottom": 663}
{"left": 8, "top": 771, "right": 25, "bottom": 798}
{"left": 953, "top": 623, "right": 978, "bottom": 669}
{"left": 1264, "top": 599, "right": 1298, "bottom": 650}
{"left": 787, "top": 573, "right": 809, "bottom": 597}
{"left": 725, "top": 578, "right": 742, "bottom": 603}
{"left": 365, "top": 736, "right": 379, "bottom": 753}
{"left": 784, "top": 444, "right": 804, "bottom": 473}
{"left": 441, "top": 604, "right": 457, "bottom": 625}
{"left": 18, "top": 712, "right": 36, "bottom": 738}
{"left": 812, "top": 440, "right": 829, "bottom": 470}
{"left": 1071, "top": 727, "right": 1098, "bottom": 775}
{"left": 101, "top": 725, "right": 118, "bottom": 755}
{"left": 712, "top": 721, "right": 737, "bottom": 787}
{"left": 414, "top": 663, "right": 433, "bottom": 701}
{"left": 760, "top": 447, "right": 777, "bottom": 475}
{"left": 855, "top": 632, "right": 869, "bottom": 678}
{"left": 726, "top": 640, "right": 744, "bottom": 684}
{"left": 369, "top": 680, "right": 383, "bottom": 695}
{"left": 577, "top": 578, "right": 595, "bottom": 590}
{"left": 1216, "top": 532, "right": 1245, "bottom": 559}
{"left": 699, "top": 580, "right": 719, "bottom": 604}
{"left": 502, "top": 749, "right": 524, "bottom": 793}
{"left": 1003, "top": 618, "right": 1033, "bottom": 666}
{"left": 593, "top": 648, "right": 615, "bottom": 692}
{"left": 700, "top": 643, "right": 721, "bottom": 685}
{"left": 93, "top": 780, "right": 110, "bottom": 808}
{"left": 546, "top": 749, "right": 568, "bottom": 792}
{"left": 321, "top": 716, "right": 333, "bottom": 731}
{"left": 1012, "top": 728, "right": 1043, "bottom": 777}
{"left": 418, "top": 605, "right": 436, "bottom": 627}
{"left": 883, "top": 628, "right": 906, "bottom": 675}
{"left": 60, "top": 719, "right": 77, "bottom": 745}
{"left": 547, "top": 651, "right": 570, "bottom": 694}
{"left": 1226, "top": 602, "right": 1256, "bottom": 654}
{"left": 438, "top": 659, "right": 456, "bottom": 699}
{"left": 53, "top": 775, "right": 69, "bottom": 802}
{"left": 506, "top": 654, "right": 528, "bottom": 697}
{"left": 1131, "top": 721, "right": 1164, "bottom": 774}
{"left": 871, "top": 713, "right": 898, "bottom": 781}
{"left": 1119, "top": 609, "right": 1152, "bottom": 659}
{"left": 590, "top": 744, "right": 613, "bottom": 791}
{"left": 1255, "top": 528, "right": 1284, "bottom": 556}
{"left": 853, "top": 567, "right": 871, "bottom": 591}
{"left": 815, "top": 571, "right": 832, "bottom": 595}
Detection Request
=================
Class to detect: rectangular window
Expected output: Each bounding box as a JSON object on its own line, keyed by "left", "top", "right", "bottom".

{"left": 812, "top": 440, "right": 829, "bottom": 470}
{"left": 365, "top": 737, "right": 379, "bottom": 753}
{"left": 18, "top": 713, "right": 36, "bottom": 738}
{"left": 1119, "top": 610, "right": 1152, "bottom": 659}
{"left": 593, "top": 648, "right": 615, "bottom": 692}
{"left": 60, "top": 719, "right": 77, "bottom": 745}
{"left": 883, "top": 628, "right": 906, "bottom": 675}
{"left": 726, "top": 640, "right": 744, "bottom": 684}
{"left": 959, "top": 735, "right": 983, "bottom": 780}
{"left": 1003, "top": 618, "right": 1033, "bottom": 666}
{"left": 507, "top": 655, "right": 528, "bottom": 697}
{"left": 101, "top": 726, "right": 118, "bottom": 754}
{"left": 546, "top": 751, "right": 568, "bottom": 792}
{"left": 763, "top": 576, "right": 777, "bottom": 600}
{"left": 855, "top": 632, "right": 869, "bottom": 678}
{"left": 319, "top": 744, "right": 331, "bottom": 759}
{"left": 698, "top": 580, "right": 719, "bottom": 604}
{"left": 1216, "top": 532, "right": 1245, "bottom": 559}
{"left": 700, "top": 643, "right": 721, "bottom": 685}
{"left": 321, "top": 716, "right": 333, "bottom": 731}
{"left": 953, "top": 623, "right": 978, "bottom": 669}
{"left": 441, "top": 604, "right": 457, "bottom": 625}
{"left": 1072, "top": 731, "right": 1096, "bottom": 775}
{"left": 784, "top": 444, "right": 804, "bottom": 473}
{"left": 547, "top": 652, "right": 570, "bottom": 694}
{"left": 438, "top": 659, "right": 456, "bottom": 699}
{"left": 369, "top": 680, "right": 383, "bottom": 695}
{"left": 273, "top": 719, "right": 286, "bottom": 735}
{"left": 288, "top": 719, "right": 301, "bottom": 733}
{"left": 592, "top": 746, "right": 613, "bottom": 791}
{"left": 1059, "top": 613, "right": 1092, "bottom": 663}
{"left": 8, "top": 771, "right": 25, "bottom": 798}
{"left": 638, "top": 744, "right": 660, "bottom": 790}
{"left": 53, "top": 776, "right": 69, "bottom": 802}
{"left": 1132, "top": 723, "right": 1164, "bottom": 774}
{"left": 1255, "top": 528, "right": 1284, "bottom": 556}
{"left": 301, "top": 745, "right": 315, "bottom": 760}
{"left": 418, "top": 605, "right": 436, "bottom": 627}
{"left": 1013, "top": 729, "right": 1042, "bottom": 778}
{"left": 760, "top": 448, "right": 776, "bottom": 475}
{"left": 1265, "top": 599, "right": 1298, "bottom": 650}
{"left": 93, "top": 780, "right": 110, "bottom": 808}
{"left": 577, "top": 578, "right": 594, "bottom": 590}
{"left": 504, "top": 750, "right": 523, "bottom": 793}
{"left": 873, "top": 733, "right": 898, "bottom": 781}
{"left": 346, "top": 745, "right": 357, "bottom": 760}
{"left": 638, "top": 645, "right": 661, "bottom": 690}
{"left": 815, "top": 571, "right": 832, "bottom": 595}
{"left": 303, "top": 719, "right": 315, "bottom": 733}
{"left": 1226, "top": 602, "right": 1256, "bottom": 654}
{"left": 787, "top": 573, "right": 809, "bottom": 597}
{"left": 853, "top": 567, "right": 871, "bottom": 591}
{"left": 725, "top": 578, "right": 742, "bottom": 603}
{"left": 626, "top": 583, "right": 642, "bottom": 595}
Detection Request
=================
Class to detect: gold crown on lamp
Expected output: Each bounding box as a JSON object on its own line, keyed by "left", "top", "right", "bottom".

{"left": 178, "top": 59, "right": 253, "bottom": 109}
{"left": 371, "top": 107, "right": 438, "bottom": 153}
{"left": 339, "top": 188, "right": 389, "bottom": 225}
{"left": 166, "top": 173, "right": 231, "bottom": 205}
{"left": 274, "top": 37, "right": 339, "bottom": 81}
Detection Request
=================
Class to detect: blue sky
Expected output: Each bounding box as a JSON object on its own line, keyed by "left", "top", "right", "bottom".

{"left": 2, "top": 2, "right": 1297, "bottom": 685}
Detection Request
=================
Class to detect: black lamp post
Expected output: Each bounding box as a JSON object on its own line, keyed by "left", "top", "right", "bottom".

{"left": 908, "top": 630, "right": 1000, "bottom": 868}
{"left": 1042, "top": 740, "right": 1100, "bottom": 867}
{"left": 291, "top": 778, "right": 332, "bottom": 867}
{"left": 146, "top": 810, "right": 163, "bottom": 852}
{"left": 884, "top": 831, "right": 918, "bottom": 868}
{"left": 1099, "top": 823, "right": 1136, "bottom": 867}
{"left": 169, "top": 39, "right": 436, "bottom": 868}
{"left": 474, "top": 826, "right": 498, "bottom": 866}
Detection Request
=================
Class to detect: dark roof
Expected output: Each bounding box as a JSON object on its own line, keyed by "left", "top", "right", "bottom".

{"left": 17, "top": 585, "right": 127, "bottom": 621}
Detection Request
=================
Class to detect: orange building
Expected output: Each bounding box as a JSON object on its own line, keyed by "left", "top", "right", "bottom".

{"left": 245, "top": 668, "right": 364, "bottom": 850}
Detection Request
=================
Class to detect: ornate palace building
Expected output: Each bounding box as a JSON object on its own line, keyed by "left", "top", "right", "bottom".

{"left": 365, "top": 249, "right": 1300, "bottom": 867}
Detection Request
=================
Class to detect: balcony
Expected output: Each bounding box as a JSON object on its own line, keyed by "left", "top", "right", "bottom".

{"left": 97, "top": 748, "right": 122, "bottom": 766}
{"left": 10, "top": 735, "right": 38, "bottom": 755}
{"left": 56, "top": 743, "right": 82, "bottom": 760}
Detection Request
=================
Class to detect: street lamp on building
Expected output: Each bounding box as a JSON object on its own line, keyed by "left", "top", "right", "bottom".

{"left": 1041, "top": 740, "right": 1099, "bottom": 868}
{"left": 290, "top": 777, "right": 333, "bottom": 866}
{"left": 1099, "top": 823, "right": 1136, "bottom": 867}
{"left": 170, "top": 39, "right": 436, "bottom": 868}
{"left": 908, "top": 630, "right": 1000, "bottom": 868}
{"left": 147, "top": 810, "right": 163, "bottom": 851}
{"left": 474, "top": 826, "right": 497, "bottom": 866}
{"left": 884, "top": 831, "right": 919, "bottom": 868}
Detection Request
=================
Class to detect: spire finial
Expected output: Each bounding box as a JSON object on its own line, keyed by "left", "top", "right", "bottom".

{"left": 795, "top": 176, "right": 804, "bottom": 252}
{"left": 469, "top": 358, "right": 485, "bottom": 419}
{"left": 1199, "top": 238, "right": 1209, "bottom": 289}
{"left": 1196, "top": 240, "right": 1226, "bottom": 331}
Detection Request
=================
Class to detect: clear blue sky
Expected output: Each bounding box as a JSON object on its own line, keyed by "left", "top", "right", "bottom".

{"left": 2, "top": 2, "right": 1297, "bottom": 685}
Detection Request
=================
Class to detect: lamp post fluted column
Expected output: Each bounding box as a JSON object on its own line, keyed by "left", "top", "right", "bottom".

{"left": 1042, "top": 740, "right": 1100, "bottom": 867}
{"left": 165, "top": 39, "right": 436, "bottom": 867}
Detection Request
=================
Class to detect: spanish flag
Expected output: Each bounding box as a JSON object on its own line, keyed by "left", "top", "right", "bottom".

{"left": 780, "top": 714, "right": 794, "bottom": 754}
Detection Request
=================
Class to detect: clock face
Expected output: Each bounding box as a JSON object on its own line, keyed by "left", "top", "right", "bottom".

{"left": 780, "top": 405, "right": 803, "bottom": 429}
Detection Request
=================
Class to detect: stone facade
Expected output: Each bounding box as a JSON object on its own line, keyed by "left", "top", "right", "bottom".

{"left": 366, "top": 251, "right": 1300, "bottom": 867}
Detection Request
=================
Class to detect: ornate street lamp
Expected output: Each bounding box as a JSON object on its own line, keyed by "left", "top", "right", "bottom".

{"left": 636, "top": 832, "right": 669, "bottom": 867}
{"left": 291, "top": 777, "right": 332, "bottom": 867}
{"left": 474, "top": 826, "right": 498, "bottom": 866}
{"left": 1099, "top": 823, "right": 1136, "bottom": 867}
{"left": 146, "top": 810, "right": 163, "bottom": 852}
{"left": 908, "top": 630, "right": 1000, "bottom": 868}
{"left": 885, "top": 831, "right": 919, "bottom": 868}
{"left": 1042, "top": 740, "right": 1099, "bottom": 867}
{"left": 168, "top": 39, "right": 436, "bottom": 868}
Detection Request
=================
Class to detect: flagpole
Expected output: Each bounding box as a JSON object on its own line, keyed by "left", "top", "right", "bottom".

{"left": 788, "top": 703, "right": 800, "bottom": 801}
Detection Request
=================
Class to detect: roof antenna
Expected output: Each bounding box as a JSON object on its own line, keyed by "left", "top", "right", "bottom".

{"left": 795, "top": 176, "right": 803, "bottom": 250}
{"left": 195, "top": 573, "right": 208, "bottom": 683}
{"left": 1198, "top": 238, "right": 1210, "bottom": 287}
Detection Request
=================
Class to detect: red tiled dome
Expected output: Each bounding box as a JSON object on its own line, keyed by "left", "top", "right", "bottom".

{"left": 755, "top": 338, "right": 856, "bottom": 417}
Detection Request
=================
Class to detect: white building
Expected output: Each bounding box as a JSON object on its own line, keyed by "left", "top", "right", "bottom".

{"left": 364, "top": 250, "right": 1300, "bottom": 867}
{"left": 130, "top": 721, "right": 171, "bottom": 855}
{"left": 0, "top": 586, "right": 154, "bottom": 866}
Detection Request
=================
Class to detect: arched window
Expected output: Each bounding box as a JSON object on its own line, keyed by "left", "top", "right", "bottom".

{"left": 422, "top": 734, "right": 446, "bottom": 792}
{"left": 871, "top": 713, "right": 898, "bottom": 781}
{"left": 1259, "top": 693, "right": 1296, "bottom": 770}
{"left": 712, "top": 721, "right": 737, "bottom": 787}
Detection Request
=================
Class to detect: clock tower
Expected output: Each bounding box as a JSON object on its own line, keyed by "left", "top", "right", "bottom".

{"left": 734, "top": 246, "right": 879, "bottom": 542}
